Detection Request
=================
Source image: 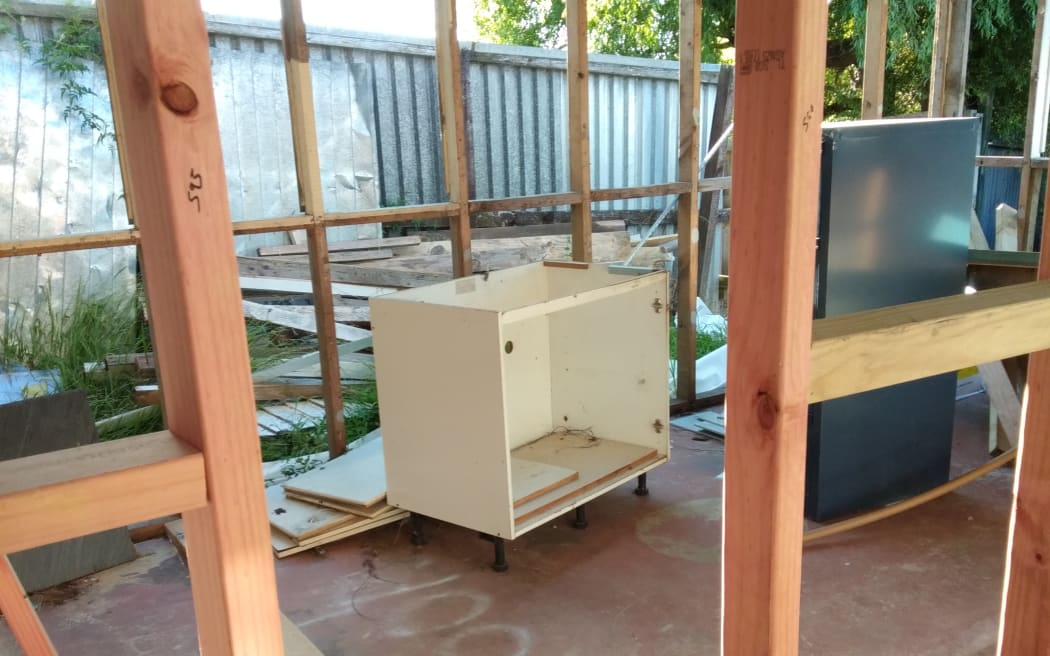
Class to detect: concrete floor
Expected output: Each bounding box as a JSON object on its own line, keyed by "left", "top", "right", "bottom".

{"left": 0, "top": 395, "right": 1013, "bottom": 655}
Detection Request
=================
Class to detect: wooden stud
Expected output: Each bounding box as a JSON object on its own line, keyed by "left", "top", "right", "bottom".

{"left": 97, "top": 3, "right": 284, "bottom": 653}
{"left": 0, "top": 556, "right": 56, "bottom": 656}
{"left": 928, "top": 0, "right": 951, "bottom": 116}
{"left": 675, "top": 0, "right": 702, "bottom": 402}
{"left": 860, "top": 0, "right": 888, "bottom": 119}
{"left": 928, "top": 0, "right": 972, "bottom": 117}
{"left": 999, "top": 106, "right": 1050, "bottom": 652}
{"left": 434, "top": 0, "right": 473, "bottom": 278}
{"left": 566, "top": 0, "right": 592, "bottom": 262}
{"left": 280, "top": 0, "right": 346, "bottom": 457}
{"left": 1019, "top": 0, "right": 1050, "bottom": 250}
{"left": 722, "top": 0, "right": 828, "bottom": 653}
{"left": 698, "top": 64, "right": 734, "bottom": 313}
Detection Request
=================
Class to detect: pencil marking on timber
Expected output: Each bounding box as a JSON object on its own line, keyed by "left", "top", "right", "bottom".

{"left": 739, "top": 49, "right": 786, "bottom": 75}
{"left": 160, "top": 81, "right": 198, "bottom": 116}
{"left": 756, "top": 391, "right": 777, "bottom": 430}
{"left": 803, "top": 104, "right": 815, "bottom": 131}
{"left": 187, "top": 169, "right": 203, "bottom": 212}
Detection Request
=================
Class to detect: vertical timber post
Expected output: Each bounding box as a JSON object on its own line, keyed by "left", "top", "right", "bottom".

{"left": 567, "top": 0, "right": 592, "bottom": 262}
{"left": 98, "top": 1, "right": 285, "bottom": 652}
{"left": 722, "top": 1, "right": 828, "bottom": 654}
{"left": 280, "top": 0, "right": 346, "bottom": 457}
{"left": 860, "top": 0, "right": 888, "bottom": 119}
{"left": 676, "top": 0, "right": 702, "bottom": 403}
{"left": 435, "top": 0, "right": 474, "bottom": 277}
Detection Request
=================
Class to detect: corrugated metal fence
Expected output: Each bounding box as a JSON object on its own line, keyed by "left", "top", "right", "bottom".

{"left": 1, "top": 9, "right": 720, "bottom": 325}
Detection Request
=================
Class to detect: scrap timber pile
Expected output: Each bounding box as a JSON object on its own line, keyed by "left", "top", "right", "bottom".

{"left": 263, "top": 429, "right": 406, "bottom": 557}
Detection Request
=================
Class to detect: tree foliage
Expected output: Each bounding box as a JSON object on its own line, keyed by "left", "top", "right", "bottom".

{"left": 475, "top": 0, "right": 1037, "bottom": 147}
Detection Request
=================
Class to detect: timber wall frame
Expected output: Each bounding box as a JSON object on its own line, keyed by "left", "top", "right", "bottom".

{"left": 3, "top": 1, "right": 1050, "bottom": 654}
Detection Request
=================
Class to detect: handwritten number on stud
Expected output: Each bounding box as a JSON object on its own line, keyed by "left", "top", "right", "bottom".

{"left": 187, "top": 168, "right": 203, "bottom": 212}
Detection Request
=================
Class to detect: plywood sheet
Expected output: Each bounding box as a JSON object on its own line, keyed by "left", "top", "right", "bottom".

{"left": 271, "top": 508, "right": 408, "bottom": 558}
{"left": 282, "top": 491, "right": 393, "bottom": 519}
{"left": 282, "top": 437, "right": 387, "bottom": 508}
{"left": 511, "top": 458, "right": 578, "bottom": 507}
{"left": 265, "top": 485, "right": 357, "bottom": 542}
{"left": 512, "top": 433, "right": 659, "bottom": 525}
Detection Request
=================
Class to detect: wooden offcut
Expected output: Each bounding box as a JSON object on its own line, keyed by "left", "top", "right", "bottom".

{"left": 258, "top": 235, "right": 422, "bottom": 258}
{"left": 511, "top": 459, "right": 580, "bottom": 508}
{"left": 282, "top": 437, "right": 388, "bottom": 509}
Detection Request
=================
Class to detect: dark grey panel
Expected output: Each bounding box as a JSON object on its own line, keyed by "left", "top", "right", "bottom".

{"left": 0, "top": 390, "right": 137, "bottom": 592}
{"left": 806, "top": 118, "right": 978, "bottom": 522}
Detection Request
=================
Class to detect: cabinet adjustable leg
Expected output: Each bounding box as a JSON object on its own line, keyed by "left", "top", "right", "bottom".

{"left": 634, "top": 473, "right": 649, "bottom": 496}
{"left": 572, "top": 504, "right": 588, "bottom": 529}
{"left": 492, "top": 537, "right": 509, "bottom": 572}
{"left": 410, "top": 512, "right": 426, "bottom": 546}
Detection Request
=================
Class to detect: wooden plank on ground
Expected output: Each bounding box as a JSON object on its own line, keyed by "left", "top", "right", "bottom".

{"left": 98, "top": 2, "right": 284, "bottom": 651}
{"left": 282, "top": 437, "right": 387, "bottom": 508}
{"left": 722, "top": 0, "right": 828, "bottom": 653}
{"left": 274, "top": 249, "right": 394, "bottom": 264}
{"left": 162, "top": 518, "right": 323, "bottom": 654}
{"left": 240, "top": 275, "right": 395, "bottom": 298}
{"left": 239, "top": 256, "right": 448, "bottom": 288}
{"left": 567, "top": 0, "right": 591, "bottom": 261}
{"left": 258, "top": 235, "right": 421, "bottom": 258}
{"left": 243, "top": 300, "right": 371, "bottom": 341}
{"left": 271, "top": 508, "right": 408, "bottom": 558}
{"left": 809, "top": 281, "right": 1050, "bottom": 403}
{"left": 0, "top": 555, "right": 56, "bottom": 656}
{"left": 511, "top": 459, "right": 579, "bottom": 508}
{"left": 266, "top": 485, "right": 358, "bottom": 542}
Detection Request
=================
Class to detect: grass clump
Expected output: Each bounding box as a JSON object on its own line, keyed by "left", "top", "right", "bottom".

{"left": 1, "top": 283, "right": 158, "bottom": 438}
{"left": 668, "top": 322, "right": 727, "bottom": 361}
{"left": 259, "top": 379, "right": 380, "bottom": 463}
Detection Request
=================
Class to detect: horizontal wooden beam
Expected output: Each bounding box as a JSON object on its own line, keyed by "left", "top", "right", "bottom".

{"left": 976, "top": 155, "right": 1050, "bottom": 169}
{"left": 696, "top": 176, "right": 733, "bottom": 192}
{"left": 232, "top": 215, "right": 316, "bottom": 235}
{"left": 591, "top": 182, "right": 690, "bottom": 202}
{"left": 322, "top": 203, "right": 459, "bottom": 228}
{"left": 0, "top": 229, "right": 140, "bottom": 257}
{"left": 469, "top": 192, "right": 583, "bottom": 213}
{"left": 810, "top": 280, "right": 1050, "bottom": 403}
{"left": 969, "top": 248, "right": 1039, "bottom": 268}
{"left": 0, "top": 431, "right": 207, "bottom": 554}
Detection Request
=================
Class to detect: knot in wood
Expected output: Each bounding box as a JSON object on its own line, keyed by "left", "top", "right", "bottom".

{"left": 161, "top": 82, "right": 198, "bottom": 116}
{"left": 755, "top": 391, "right": 778, "bottom": 430}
